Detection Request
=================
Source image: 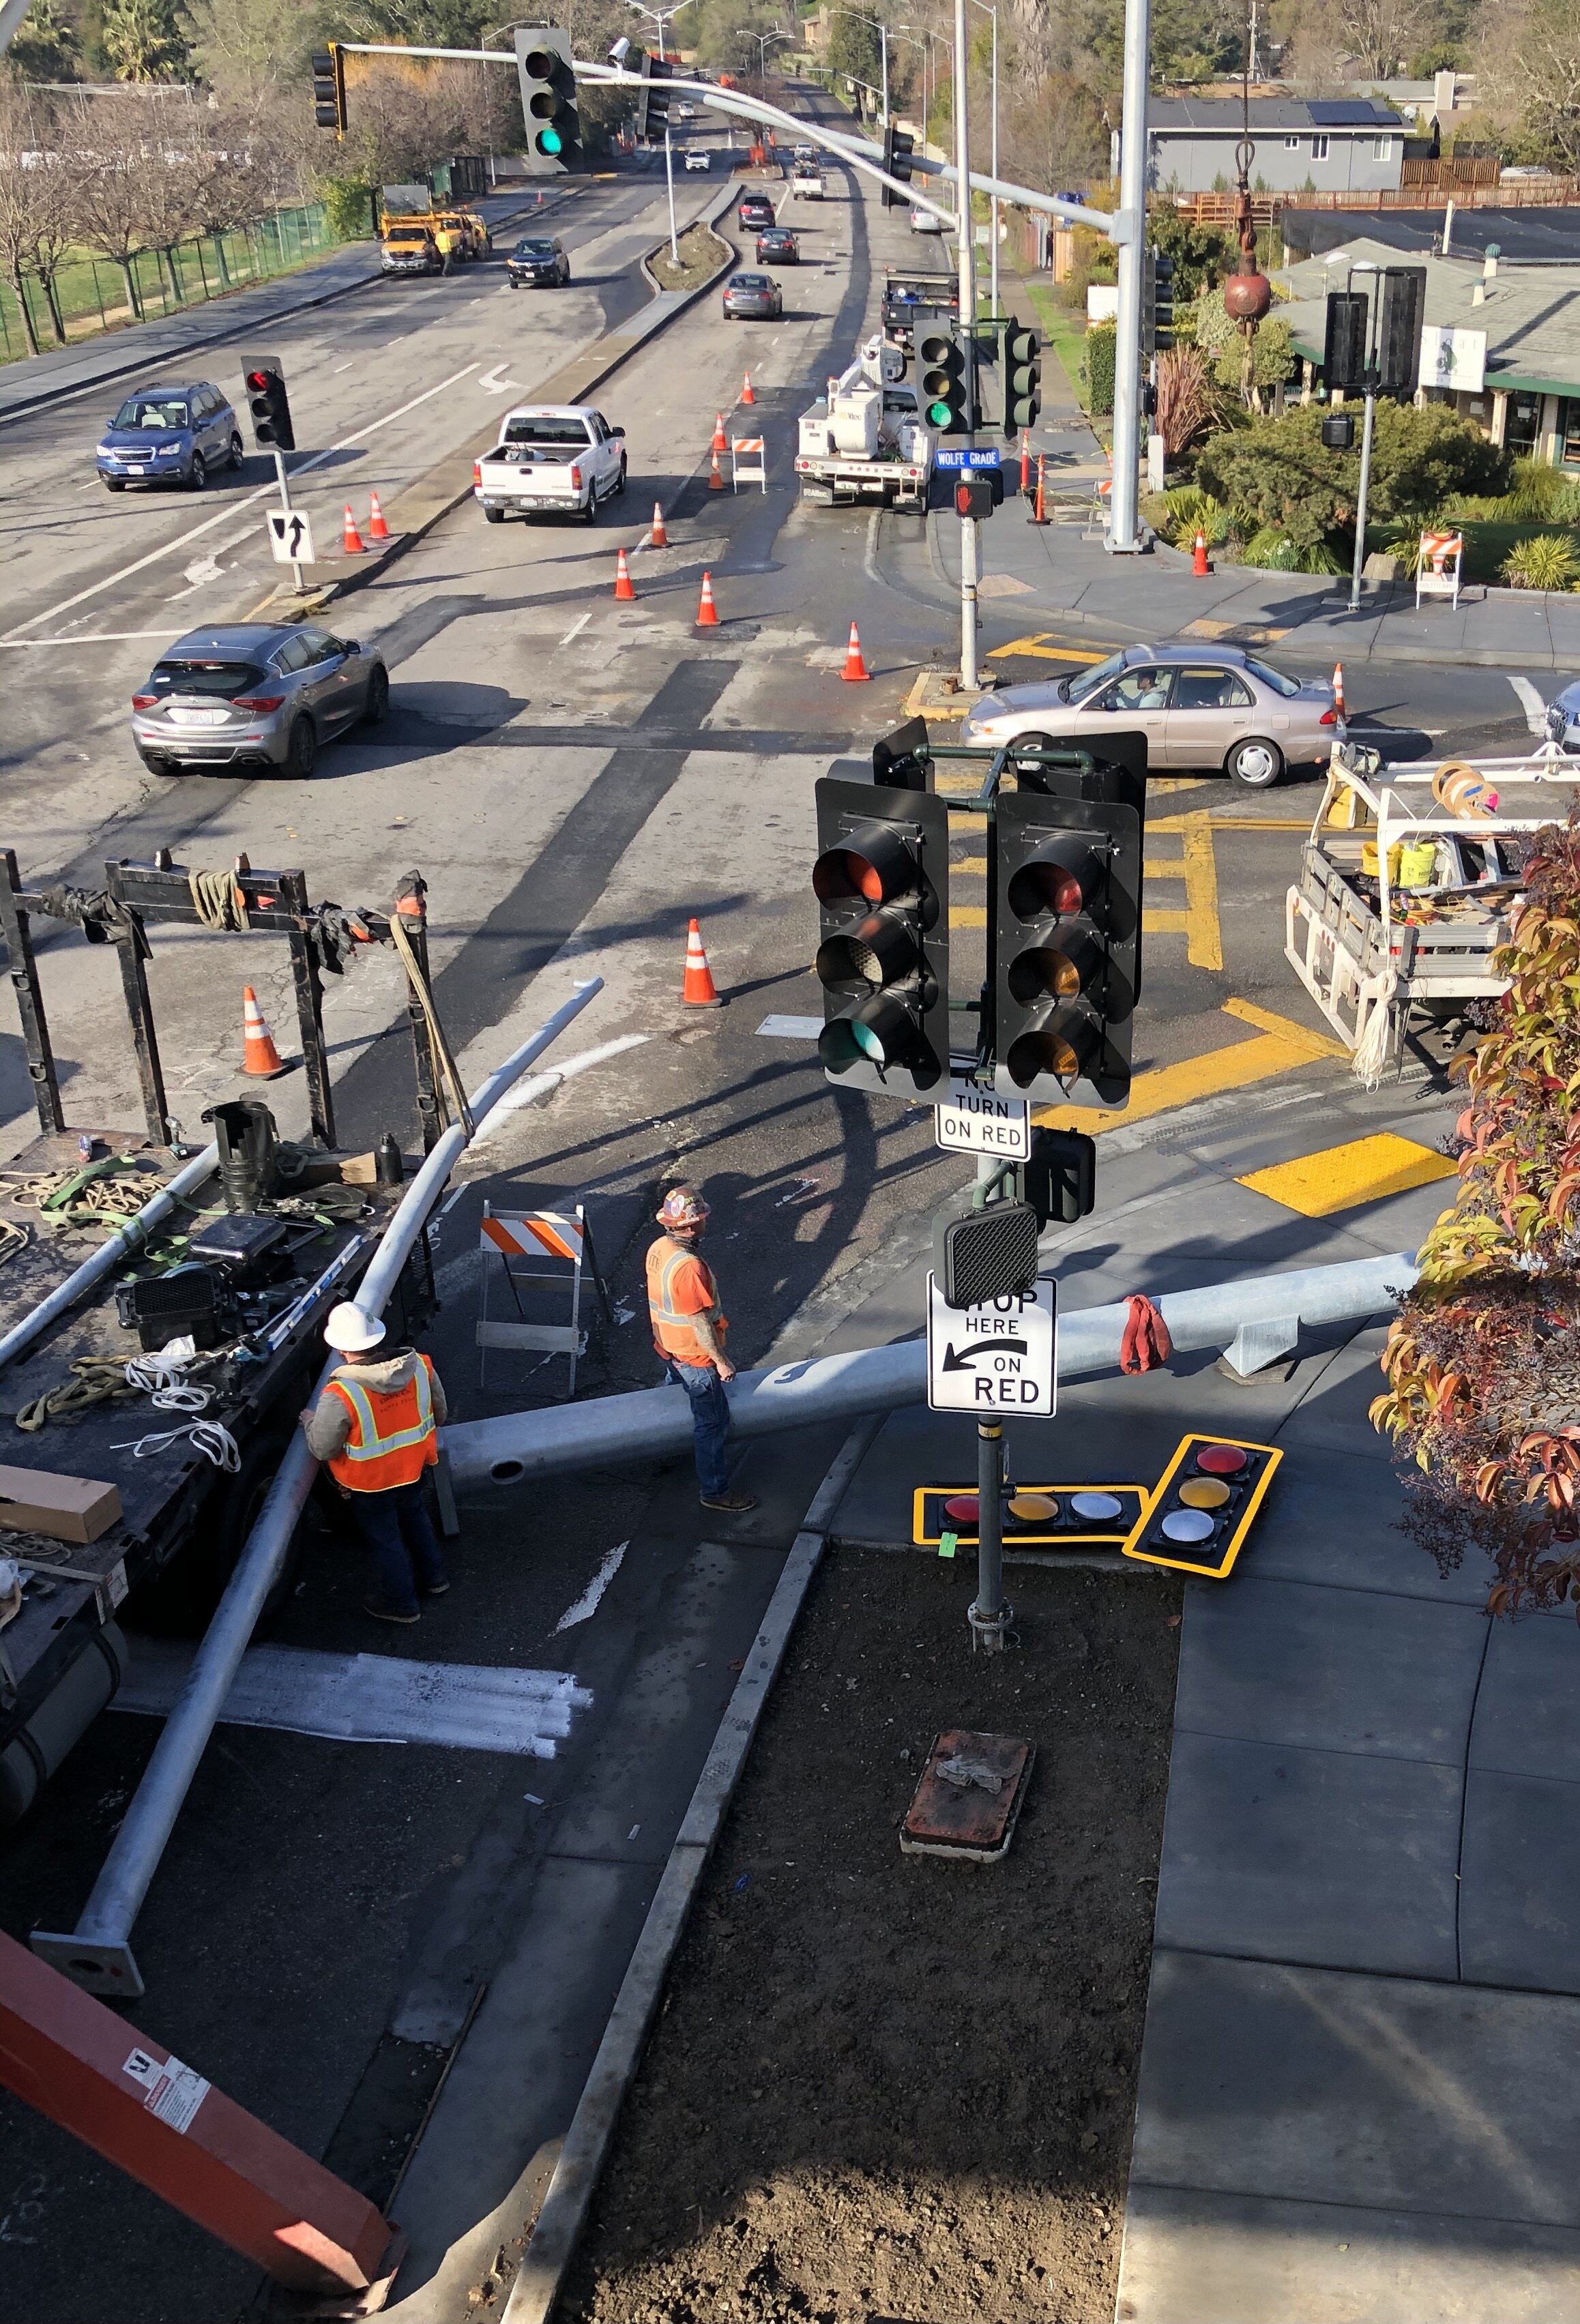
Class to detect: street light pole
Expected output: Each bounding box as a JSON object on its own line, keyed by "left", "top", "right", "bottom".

{"left": 1107, "top": 0, "right": 1151, "bottom": 553}
{"left": 953, "top": 0, "right": 978, "bottom": 690}
{"left": 665, "top": 123, "right": 679, "bottom": 259}
{"left": 968, "top": 0, "right": 998, "bottom": 317}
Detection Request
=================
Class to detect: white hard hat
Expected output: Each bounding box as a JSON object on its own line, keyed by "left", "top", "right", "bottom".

{"left": 325, "top": 1301, "right": 385, "bottom": 1353}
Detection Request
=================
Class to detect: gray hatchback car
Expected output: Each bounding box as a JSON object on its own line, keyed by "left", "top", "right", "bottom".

{"left": 961, "top": 643, "right": 1337, "bottom": 787}
{"left": 131, "top": 623, "right": 388, "bottom": 779}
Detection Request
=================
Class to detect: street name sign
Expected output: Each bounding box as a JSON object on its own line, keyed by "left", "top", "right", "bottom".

{"left": 935, "top": 1075, "right": 1031, "bottom": 1159}
{"left": 926, "top": 1273, "right": 1057, "bottom": 1415}
{"left": 266, "top": 509, "right": 314, "bottom": 565}
{"left": 934, "top": 447, "right": 1003, "bottom": 470}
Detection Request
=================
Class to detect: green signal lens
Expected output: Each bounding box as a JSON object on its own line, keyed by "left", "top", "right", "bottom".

{"left": 852, "top": 1023, "right": 885, "bottom": 1061}
{"left": 538, "top": 126, "right": 563, "bottom": 153}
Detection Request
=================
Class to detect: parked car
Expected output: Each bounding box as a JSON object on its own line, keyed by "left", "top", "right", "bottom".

{"left": 722, "top": 270, "right": 784, "bottom": 321}
{"left": 684, "top": 148, "right": 710, "bottom": 170}
{"left": 507, "top": 234, "right": 570, "bottom": 286}
{"left": 130, "top": 623, "right": 387, "bottom": 779}
{"left": 737, "top": 192, "right": 776, "bottom": 229}
{"left": 959, "top": 644, "right": 1337, "bottom": 788}
{"left": 96, "top": 382, "right": 242, "bottom": 492}
{"left": 909, "top": 205, "right": 946, "bottom": 234}
{"left": 756, "top": 224, "right": 799, "bottom": 263}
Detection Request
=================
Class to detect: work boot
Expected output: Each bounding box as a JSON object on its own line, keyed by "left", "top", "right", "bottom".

{"left": 700, "top": 1489, "right": 757, "bottom": 1514}
{"left": 363, "top": 1593, "right": 419, "bottom": 1624}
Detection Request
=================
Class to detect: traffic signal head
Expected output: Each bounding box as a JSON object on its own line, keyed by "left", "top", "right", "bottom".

{"left": 919, "top": 325, "right": 969, "bottom": 436}
{"left": 1152, "top": 250, "right": 1175, "bottom": 349}
{"left": 241, "top": 354, "right": 293, "bottom": 452}
{"left": 881, "top": 121, "right": 916, "bottom": 207}
{"left": 813, "top": 777, "right": 950, "bottom": 1097}
{"left": 1001, "top": 315, "right": 1042, "bottom": 439}
{"left": 516, "top": 25, "right": 586, "bottom": 174}
{"left": 310, "top": 44, "right": 346, "bottom": 135}
{"left": 993, "top": 791, "right": 1141, "bottom": 1110}
{"left": 1323, "top": 289, "right": 1369, "bottom": 398}
{"left": 637, "top": 51, "right": 675, "bottom": 139}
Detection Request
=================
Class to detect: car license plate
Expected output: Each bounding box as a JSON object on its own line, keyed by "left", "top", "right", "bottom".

{"left": 169, "top": 707, "right": 227, "bottom": 726}
{"left": 126, "top": 465, "right": 145, "bottom": 475}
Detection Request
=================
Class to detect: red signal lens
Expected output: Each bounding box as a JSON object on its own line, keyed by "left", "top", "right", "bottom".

{"left": 246, "top": 370, "right": 269, "bottom": 391}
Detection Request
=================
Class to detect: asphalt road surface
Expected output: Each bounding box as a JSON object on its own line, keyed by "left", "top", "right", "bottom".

{"left": 0, "top": 97, "right": 1571, "bottom": 2324}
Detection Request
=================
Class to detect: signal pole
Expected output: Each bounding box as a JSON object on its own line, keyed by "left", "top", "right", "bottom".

{"left": 1107, "top": 0, "right": 1151, "bottom": 553}
{"left": 953, "top": 0, "right": 978, "bottom": 688}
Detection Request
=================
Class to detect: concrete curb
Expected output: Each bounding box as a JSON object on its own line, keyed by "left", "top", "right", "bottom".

{"left": 638, "top": 203, "right": 736, "bottom": 297}
{"left": 270, "top": 179, "right": 742, "bottom": 621}
{"left": 496, "top": 1414, "right": 883, "bottom": 2324}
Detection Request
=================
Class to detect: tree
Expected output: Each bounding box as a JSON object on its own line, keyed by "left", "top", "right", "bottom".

{"left": 100, "top": 0, "right": 190, "bottom": 82}
{"left": 64, "top": 94, "right": 157, "bottom": 318}
{"left": 0, "top": 84, "right": 73, "bottom": 354}
{"left": 826, "top": 7, "right": 881, "bottom": 100}
{"left": 1478, "top": 0, "right": 1580, "bottom": 173}
{"left": 1196, "top": 402, "right": 1507, "bottom": 556}
{"left": 1334, "top": 0, "right": 1433, "bottom": 78}
{"left": 184, "top": 0, "right": 315, "bottom": 94}
{"left": 5, "top": 0, "right": 82, "bottom": 80}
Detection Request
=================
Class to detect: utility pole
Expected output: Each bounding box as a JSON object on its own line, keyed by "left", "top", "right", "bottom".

{"left": 954, "top": 0, "right": 978, "bottom": 688}
{"left": 664, "top": 123, "right": 679, "bottom": 259}
{"left": 1107, "top": 0, "right": 1151, "bottom": 553}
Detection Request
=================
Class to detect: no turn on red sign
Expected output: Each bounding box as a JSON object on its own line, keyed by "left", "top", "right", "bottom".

{"left": 926, "top": 1274, "right": 1057, "bottom": 1416}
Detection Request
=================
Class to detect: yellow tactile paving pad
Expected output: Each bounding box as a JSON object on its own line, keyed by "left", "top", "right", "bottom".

{"left": 1238, "top": 1132, "right": 1457, "bottom": 1218}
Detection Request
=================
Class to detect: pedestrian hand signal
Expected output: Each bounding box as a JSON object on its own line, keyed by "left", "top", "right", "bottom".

{"left": 242, "top": 355, "right": 294, "bottom": 453}
{"left": 1001, "top": 316, "right": 1042, "bottom": 439}
{"left": 813, "top": 778, "right": 950, "bottom": 1099}
{"left": 993, "top": 792, "right": 1142, "bottom": 1110}
{"left": 918, "top": 326, "right": 969, "bottom": 436}
{"left": 310, "top": 44, "right": 347, "bottom": 135}
{"left": 516, "top": 25, "right": 587, "bottom": 175}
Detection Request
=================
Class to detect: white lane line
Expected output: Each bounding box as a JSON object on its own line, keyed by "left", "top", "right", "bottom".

{"left": 558, "top": 609, "right": 592, "bottom": 647}
{"left": 0, "top": 628, "right": 188, "bottom": 647}
{"left": 334, "top": 360, "right": 355, "bottom": 372}
{"left": 1508, "top": 675, "right": 1549, "bottom": 735}
{"left": 113, "top": 1639, "right": 594, "bottom": 1756}
{"left": 3, "top": 362, "right": 480, "bottom": 640}
{"left": 470, "top": 1031, "right": 650, "bottom": 1141}
{"left": 554, "top": 1541, "right": 628, "bottom": 1634}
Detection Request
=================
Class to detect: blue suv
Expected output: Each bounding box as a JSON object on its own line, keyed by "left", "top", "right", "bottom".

{"left": 96, "top": 380, "right": 244, "bottom": 492}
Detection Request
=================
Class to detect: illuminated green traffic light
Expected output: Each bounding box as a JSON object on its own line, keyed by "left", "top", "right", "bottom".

{"left": 539, "top": 127, "right": 562, "bottom": 153}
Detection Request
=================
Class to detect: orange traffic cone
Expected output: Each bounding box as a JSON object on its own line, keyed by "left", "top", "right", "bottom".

{"left": 708, "top": 444, "right": 724, "bottom": 491}
{"left": 1192, "top": 528, "right": 1210, "bottom": 577}
{"left": 695, "top": 570, "right": 720, "bottom": 627}
{"left": 342, "top": 504, "right": 364, "bottom": 555}
{"left": 613, "top": 545, "right": 636, "bottom": 601}
{"left": 241, "top": 986, "right": 286, "bottom": 1078}
{"left": 366, "top": 490, "right": 390, "bottom": 542}
{"left": 712, "top": 411, "right": 727, "bottom": 454}
{"left": 682, "top": 917, "right": 723, "bottom": 1007}
{"left": 840, "top": 620, "right": 871, "bottom": 681}
{"left": 742, "top": 370, "right": 756, "bottom": 405}
{"left": 650, "top": 501, "right": 669, "bottom": 548}
{"left": 1332, "top": 661, "right": 1346, "bottom": 724}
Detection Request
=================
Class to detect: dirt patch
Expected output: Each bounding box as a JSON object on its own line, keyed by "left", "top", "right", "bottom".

{"left": 561, "top": 1545, "right": 1182, "bottom": 2324}
{"left": 648, "top": 220, "right": 732, "bottom": 295}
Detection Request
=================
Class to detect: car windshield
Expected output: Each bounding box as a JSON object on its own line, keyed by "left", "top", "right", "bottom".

{"left": 514, "top": 239, "right": 556, "bottom": 257}
{"left": 1063, "top": 651, "right": 1133, "bottom": 704}
{"left": 147, "top": 659, "right": 263, "bottom": 698}
{"left": 502, "top": 415, "right": 589, "bottom": 446}
{"left": 113, "top": 398, "right": 190, "bottom": 430}
{"left": 1244, "top": 656, "right": 1302, "bottom": 698}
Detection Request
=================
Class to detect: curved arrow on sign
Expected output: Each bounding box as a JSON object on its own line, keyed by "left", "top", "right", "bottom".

{"left": 942, "top": 1337, "right": 1029, "bottom": 1372}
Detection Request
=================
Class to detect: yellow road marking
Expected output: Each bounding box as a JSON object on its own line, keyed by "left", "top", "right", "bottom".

{"left": 1239, "top": 1132, "right": 1456, "bottom": 1218}
{"left": 1144, "top": 858, "right": 1186, "bottom": 877}
{"left": 1033, "top": 999, "right": 1349, "bottom": 1136}
{"left": 987, "top": 634, "right": 1111, "bottom": 664}
{"left": 1148, "top": 813, "right": 1310, "bottom": 834}
{"left": 1180, "top": 812, "right": 1223, "bottom": 972}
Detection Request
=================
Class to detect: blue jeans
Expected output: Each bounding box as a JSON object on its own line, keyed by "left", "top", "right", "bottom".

{"left": 664, "top": 1355, "right": 731, "bottom": 1498}
{"left": 347, "top": 1477, "right": 447, "bottom": 1616}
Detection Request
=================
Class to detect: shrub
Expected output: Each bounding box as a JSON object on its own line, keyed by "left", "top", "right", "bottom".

{"left": 1083, "top": 320, "right": 1115, "bottom": 415}
{"left": 1196, "top": 402, "right": 1508, "bottom": 560}
{"left": 1502, "top": 532, "right": 1580, "bottom": 591}
{"left": 319, "top": 175, "right": 376, "bottom": 242}
{"left": 1161, "top": 484, "right": 1230, "bottom": 546}
{"left": 1213, "top": 315, "right": 1296, "bottom": 396}
{"left": 1239, "top": 525, "right": 1345, "bottom": 574}
{"left": 1153, "top": 343, "right": 1223, "bottom": 458}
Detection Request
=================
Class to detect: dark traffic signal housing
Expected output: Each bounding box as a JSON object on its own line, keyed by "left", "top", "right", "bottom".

{"left": 516, "top": 25, "right": 586, "bottom": 174}
{"left": 310, "top": 44, "right": 347, "bottom": 135}
{"left": 242, "top": 355, "right": 294, "bottom": 452}
{"left": 637, "top": 51, "right": 675, "bottom": 138}
{"left": 1001, "top": 315, "right": 1041, "bottom": 437}
{"left": 919, "top": 325, "right": 969, "bottom": 436}
{"left": 1146, "top": 247, "right": 1175, "bottom": 351}
{"left": 993, "top": 791, "right": 1142, "bottom": 1111}
{"left": 881, "top": 121, "right": 916, "bottom": 207}
{"left": 813, "top": 777, "right": 950, "bottom": 1099}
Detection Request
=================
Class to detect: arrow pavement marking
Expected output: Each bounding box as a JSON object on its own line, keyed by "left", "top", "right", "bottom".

{"left": 478, "top": 363, "right": 524, "bottom": 395}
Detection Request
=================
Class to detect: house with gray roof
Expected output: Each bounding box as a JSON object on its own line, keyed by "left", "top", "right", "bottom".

{"left": 1117, "top": 98, "right": 1407, "bottom": 196}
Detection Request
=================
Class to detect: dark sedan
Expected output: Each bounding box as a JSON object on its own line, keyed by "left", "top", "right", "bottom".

{"left": 721, "top": 271, "right": 783, "bottom": 320}
{"left": 737, "top": 194, "right": 776, "bottom": 229}
{"left": 756, "top": 225, "right": 799, "bottom": 264}
{"left": 507, "top": 234, "right": 570, "bottom": 287}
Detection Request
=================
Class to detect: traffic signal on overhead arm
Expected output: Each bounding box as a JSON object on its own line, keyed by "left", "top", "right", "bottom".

{"left": 1001, "top": 314, "right": 1041, "bottom": 439}
{"left": 992, "top": 791, "right": 1142, "bottom": 1112}
{"left": 242, "top": 355, "right": 294, "bottom": 452}
{"left": 637, "top": 51, "right": 676, "bottom": 139}
{"left": 919, "top": 324, "right": 969, "bottom": 436}
{"left": 813, "top": 777, "right": 950, "bottom": 1099}
{"left": 516, "top": 25, "right": 586, "bottom": 174}
{"left": 881, "top": 121, "right": 915, "bottom": 207}
{"left": 310, "top": 44, "right": 347, "bottom": 136}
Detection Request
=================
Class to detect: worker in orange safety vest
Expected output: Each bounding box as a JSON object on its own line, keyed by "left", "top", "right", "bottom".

{"left": 304, "top": 1301, "right": 450, "bottom": 1624}
{"left": 646, "top": 1183, "right": 757, "bottom": 1514}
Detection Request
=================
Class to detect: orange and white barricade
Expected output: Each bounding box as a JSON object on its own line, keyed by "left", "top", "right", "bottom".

{"left": 731, "top": 435, "right": 767, "bottom": 493}
{"left": 476, "top": 1204, "right": 607, "bottom": 1396}
{"left": 1415, "top": 530, "right": 1463, "bottom": 610}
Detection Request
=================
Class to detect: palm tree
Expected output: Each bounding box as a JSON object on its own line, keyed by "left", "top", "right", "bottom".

{"left": 100, "top": 0, "right": 190, "bottom": 84}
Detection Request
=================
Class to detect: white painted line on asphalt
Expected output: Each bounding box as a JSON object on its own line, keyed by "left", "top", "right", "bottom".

{"left": 334, "top": 360, "right": 355, "bottom": 372}
{"left": 0, "top": 628, "right": 188, "bottom": 647}
{"left": 470, "top": 1031, "right": 650, "bottom": 1142}
{"left": 756, "top": 1014, "right": 821, "bottom": 1038}
{"left": 113, "top": 1639, "right": 594, "bottom": 1756}
{"left": 3, "top": 362, "right": 481, "bottom": 640}
{"left": 559, "top": 610, "right": 592, "bottom": 647}
{"left": 554, "top": 1541, "right": 628, "bottom": 1633}
{"left": 1509, "top": 674, "right": 1549, "bottom": 735}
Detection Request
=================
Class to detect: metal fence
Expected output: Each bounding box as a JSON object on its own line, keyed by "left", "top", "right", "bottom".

{"left": 0, "top": 202, "right": 347, "bottom": 366}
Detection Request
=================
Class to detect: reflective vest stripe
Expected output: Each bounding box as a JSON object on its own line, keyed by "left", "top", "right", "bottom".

{"left": 649, "top": 1245, "right": 714, "bottom": 1323}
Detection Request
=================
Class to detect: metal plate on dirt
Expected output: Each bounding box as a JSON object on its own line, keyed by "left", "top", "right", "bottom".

{"left": 900, "top": 1729, "right": 1034, "bottom": 1863}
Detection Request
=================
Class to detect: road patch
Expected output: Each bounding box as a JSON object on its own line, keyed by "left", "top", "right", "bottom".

{"left": 1238, "top": 1130, "right": 1457, "bottom": 1218}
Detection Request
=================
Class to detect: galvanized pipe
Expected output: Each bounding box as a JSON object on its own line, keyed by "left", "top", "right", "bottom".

{"left": 446, "top": 1247, "right": 1420, "bottom": 1490}
{"left": 39, "top": 982, "right": 603, "bottom": 1997}
{"left": 0, "top": 1141, "right": 220, "bottom": 1375}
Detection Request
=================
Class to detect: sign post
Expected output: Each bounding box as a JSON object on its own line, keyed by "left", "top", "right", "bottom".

{"left": 927, "top": 1270, "right": 1057, "bottom": 1652}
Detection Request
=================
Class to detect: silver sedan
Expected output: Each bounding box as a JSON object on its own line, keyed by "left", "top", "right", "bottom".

{"left": 961, "top": 644, "right": 1337, "bottom": 788}
{"left": 131, "top": 622, "right": 388, "bottom": 779}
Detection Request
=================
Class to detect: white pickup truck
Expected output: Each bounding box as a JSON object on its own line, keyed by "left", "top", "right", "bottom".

{"left": 795, "top": 334, "right": 935, "bottom": 509}
{"left": 472, "top": 404, "right": 628, "bottom": 525}
{"left": 791, "top": 163, "right": 825, "bottom": 198}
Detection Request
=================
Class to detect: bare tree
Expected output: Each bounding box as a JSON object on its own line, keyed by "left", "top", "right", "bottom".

{"left": 1479, "top": 0, "right": 1580, "bottom": 171}
{"left": 63, "top": 93, "right": 159, "bottom": 320}
{"left": 0, "top": 83, "right": 74, "bottom": 355}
